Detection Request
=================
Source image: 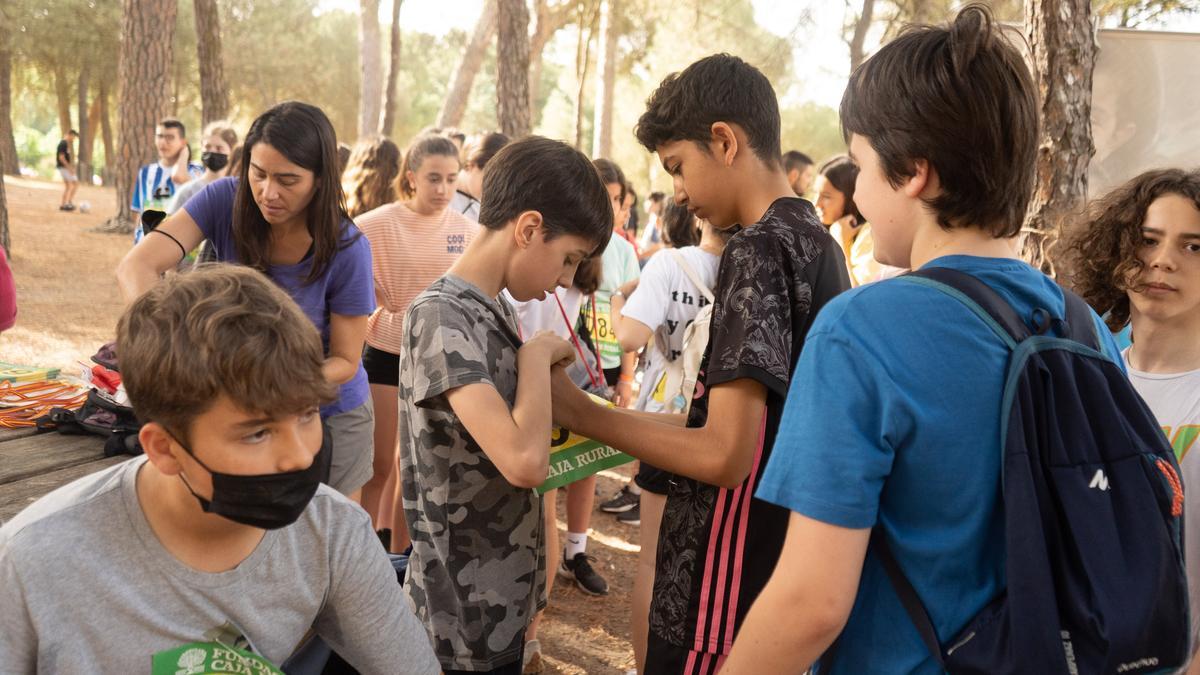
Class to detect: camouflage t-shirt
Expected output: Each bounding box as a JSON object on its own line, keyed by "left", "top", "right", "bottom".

{"left": 397, "top": 274, "right": 547, "bottom": 671}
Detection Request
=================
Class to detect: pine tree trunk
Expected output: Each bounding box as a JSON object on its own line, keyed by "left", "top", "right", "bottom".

{"left": 55, "top": 67, "right": 73, "bottom": 138}
{"left": 101, "top": 0, "right": 178, "bottom": 234}
{"left": 86, "top": 89, "right": 102, "bottom": 176}
{"left": 849, "top": 0, "right": 876, "bottom": 72}
{"left": 573, "top": 3, "right": 599, "bottom": 151}
{"left": 99, "top": 80, "right": 114, "bottom": 185}
{"left": 379, "top": 0, "right": 403, "bottom": 136}
{"left": 528, "top": 0, "right": 570, "bottom": 126}
{"left": 591, "top": 0, "right": 617, "bottom": 159}
{"left": 77, "top": 63, "right": 92, "bottom": 184}
{"left": 1023, "top": 0, "right": 1096, "bottom": 273}
{"left": 0, "top": 35, "right": 18, "bottom": 175}
{"left": 359, "top": 0, "right": 384, "bottom": 139}
{"left": 436, "top": 0, "right": 497, "bottom": 130}
{"left": 496, "top": 0, "right": 532, "bottom": 138}
{"left": 194, "top": 0, "right": 231, "bottom": 126}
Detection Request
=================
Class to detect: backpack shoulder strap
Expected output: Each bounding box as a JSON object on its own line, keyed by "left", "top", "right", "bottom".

{"left": 1061, "top": 290, "right": 1102, "bottom": 351}
{"left": 669, "top": 249, "right": 714, "bottom": 303}
{"left": 902, "top": 268, "right": 1029, "bottom": 348}
{"left": 871, "top": 528, "right": 948, "bottom": 669}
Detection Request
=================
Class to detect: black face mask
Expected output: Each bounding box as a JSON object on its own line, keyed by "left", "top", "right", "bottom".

{"left": 201, "top": 151, "right": 229, "bottom": 172}
{"left": 173, "top": 427, "right": 329, "bottom": 530}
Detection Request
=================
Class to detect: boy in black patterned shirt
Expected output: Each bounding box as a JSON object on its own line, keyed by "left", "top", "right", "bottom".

{"left": 549, "top": 54, "right": 851, "bottom": 674}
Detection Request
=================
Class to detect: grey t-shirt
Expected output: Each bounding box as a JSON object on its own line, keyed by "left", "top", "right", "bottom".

{"left": 0, "top": 456, "right": 439, "bottom": 674}
{"left": 398, "top": 274, "right": 546, "bottom": 671}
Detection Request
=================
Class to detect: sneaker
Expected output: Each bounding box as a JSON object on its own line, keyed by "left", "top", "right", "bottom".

{"left": 558, "top": 552, "right": 610, "bottom": 595}
{"left": 617, "top": 503, "right": 641, "bottom": 526}
{"left": 522, "top": 639, "right": 544, "bottom": 674}
{"left": 600, "top": 485, "right": 639, "bottom": 513}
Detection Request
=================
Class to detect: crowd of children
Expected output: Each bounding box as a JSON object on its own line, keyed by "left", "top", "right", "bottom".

{"left": 2, "top": 4, "right": 1198, "bottom": 674}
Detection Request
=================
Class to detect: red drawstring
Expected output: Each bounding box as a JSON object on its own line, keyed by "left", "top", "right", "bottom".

{"left": 558, "top": 293, "right": 603, "bottom": 389}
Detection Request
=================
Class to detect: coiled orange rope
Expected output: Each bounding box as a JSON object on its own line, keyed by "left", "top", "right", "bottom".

{"left": 0, "top": 380, "right": 88, "bottom": 429}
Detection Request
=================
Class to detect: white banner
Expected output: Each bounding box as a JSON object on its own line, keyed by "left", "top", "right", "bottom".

{"left": 1090, "top": 29, "right": 1200, "bottom": 197}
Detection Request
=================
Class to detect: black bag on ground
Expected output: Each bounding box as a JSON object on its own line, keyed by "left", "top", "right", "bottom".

{"left": 37, "top": 388, "right": 143, "bottom": 456}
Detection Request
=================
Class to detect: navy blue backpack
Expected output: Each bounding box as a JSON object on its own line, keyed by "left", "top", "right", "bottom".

{"left": 871, "top": 268, "right": 1190, "bottom": 674}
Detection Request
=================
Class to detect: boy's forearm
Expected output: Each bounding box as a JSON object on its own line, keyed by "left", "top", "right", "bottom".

{"left": 718, "top": 591, "right": 840, "bottom": 674}
{"left": 510, "top": 352, "right": 555, "bottom": 479}
{"left": 569, "top": 403, "right": 731, "bottom": 486}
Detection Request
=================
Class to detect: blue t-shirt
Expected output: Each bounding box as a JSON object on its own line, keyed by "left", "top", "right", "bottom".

{"left": 184, "top": 177, "right": 375, "bottom": 417}
{"left": 756, "top": 255, "right": 1122, "bottom": 674}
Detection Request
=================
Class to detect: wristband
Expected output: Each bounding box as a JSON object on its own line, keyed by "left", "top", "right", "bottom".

{"left": 619, "top": 374, "right": 634, "bottom": 384}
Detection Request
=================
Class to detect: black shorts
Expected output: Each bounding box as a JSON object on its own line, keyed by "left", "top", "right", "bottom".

{"left": 635, "top": 461, "right": 674, "bottom": 495}
{"left": 646, "top": 631, "right": 724, "bottom": 675}
{"left": 362, "top": 345, "right": 400, "bottom": 387}
{"left": 604, "top": 366, "right": 622, "bottom": 388}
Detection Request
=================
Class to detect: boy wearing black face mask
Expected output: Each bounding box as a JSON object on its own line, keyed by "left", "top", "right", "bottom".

{"left": 0, "top": 265, "right": 439, "bottom": 674}
{"left": 166, "top": 121, "right": 239, "bottom": 216}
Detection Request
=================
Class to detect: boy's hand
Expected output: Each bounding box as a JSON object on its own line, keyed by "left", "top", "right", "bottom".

{"left": 550, "top": 366, "right": 593, "bottom": 428}
{"left": 614, "top": 379, "right": 634, "bottom": 408}
{"left": 521, "top": 331, "right": 576, "bottom": 368}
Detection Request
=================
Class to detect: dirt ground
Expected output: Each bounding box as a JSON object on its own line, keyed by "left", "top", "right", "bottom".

{"left": 1, "top": 176, "right": 639, "bottom": 674}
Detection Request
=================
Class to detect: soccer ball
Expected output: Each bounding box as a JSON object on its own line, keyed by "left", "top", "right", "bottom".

{"left": 78, "top": 201, "right": 91, "bottom": 214}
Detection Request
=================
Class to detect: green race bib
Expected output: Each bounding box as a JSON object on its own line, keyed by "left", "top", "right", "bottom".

{"left": 151, "top": 641, "right": 284, "bottom": 675}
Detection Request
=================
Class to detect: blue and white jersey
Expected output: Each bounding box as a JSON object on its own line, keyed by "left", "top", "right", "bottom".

{"left": 132, "top": 161, "right": 203, "bottom": 243}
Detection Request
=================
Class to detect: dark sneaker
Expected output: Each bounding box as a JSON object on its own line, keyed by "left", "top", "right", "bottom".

{"left": 558, "top": 552, "right": 609, "bottom": 595}
{"left": 617, "top": 504, "right": 641, "bottom": 526}
{"left": 600, "top": 485, "right": 639, "bottom": 513}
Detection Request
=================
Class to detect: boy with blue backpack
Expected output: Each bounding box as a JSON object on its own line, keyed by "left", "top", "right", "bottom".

{"left": 721, "top": 5, "right": 1189, "bottom": 674}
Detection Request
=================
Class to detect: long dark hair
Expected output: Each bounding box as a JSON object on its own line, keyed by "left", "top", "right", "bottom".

{"left": 233, "top": 101, "right": 349, "bottom": 284}
{"left": 661, "top": 201, "right": 699, "bottom": 247}
{"left": 819, "top": 155, "right": 863, "bottom": 223}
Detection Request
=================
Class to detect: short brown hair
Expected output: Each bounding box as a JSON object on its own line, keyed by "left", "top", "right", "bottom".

{"left": 118, "top": 264, "right": 335, "bottom": 441}
{"left": 635, "top": 54, "right": 782, "bottom": 168}
{"left": 839, "top": 4, "right": 1037, "bottom": 237}
{"left": 1061, "top": 168, "right": 1200, "bottom": 331}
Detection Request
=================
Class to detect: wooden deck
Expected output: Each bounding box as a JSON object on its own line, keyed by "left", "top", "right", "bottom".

{"left": 0, "top": 428, "right": 121, "bottom": 523}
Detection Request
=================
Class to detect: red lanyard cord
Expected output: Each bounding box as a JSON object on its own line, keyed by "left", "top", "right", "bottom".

{"left": 558, "top": 293, "right": 603, "bottom": 389}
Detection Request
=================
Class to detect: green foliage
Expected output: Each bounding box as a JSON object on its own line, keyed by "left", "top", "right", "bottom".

{"left": 781, "top": 102, "right": 846, "bottom": 166}
{"left": 13, "top": 124, "right": 57, "bottom": 176}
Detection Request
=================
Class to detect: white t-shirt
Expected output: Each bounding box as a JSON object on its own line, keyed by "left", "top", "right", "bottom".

{"left": 1124, "top": 348, "right": 1200, "bottom": 664}
{"left": 621, "top": 246, "right": 720, "bottom": 412}
{"left": 506, "top": 287, "right": 604, "bottom": 389}
{"left": 0, "top": 456, "right": 439, "bottom": 674}
{"left": 450, "top": 190, "right": 480, "bottom": 222}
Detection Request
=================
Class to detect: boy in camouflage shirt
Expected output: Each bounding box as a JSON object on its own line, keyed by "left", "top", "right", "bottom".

{"left": 397, "top": 137, "right": 614, "bottom": 674}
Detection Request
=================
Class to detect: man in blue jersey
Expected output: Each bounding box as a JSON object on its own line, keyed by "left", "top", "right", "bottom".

{"left": 132, "top": 118, "right": 203, "bottom": 242}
